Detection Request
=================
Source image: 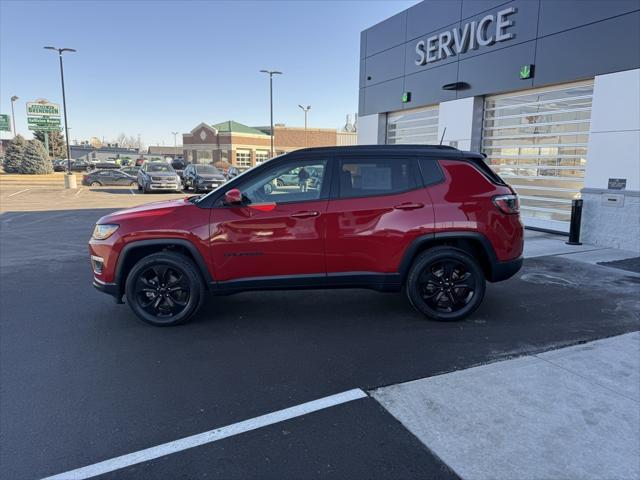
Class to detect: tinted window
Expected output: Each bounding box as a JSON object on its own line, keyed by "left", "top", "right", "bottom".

{"left": 338, "top": 158, "right": 417, "bottom": 199}
{"left": 196, "top": 165, "right": 219, "bottom": 174}
{"left": 229, "top": 160, "right": 327, "bottom": 205}
{"left": 418, "top": 158, "right": 444, "bottom": 186}
{"left": 147, "top": 163, "right": 173, "bottom": 172}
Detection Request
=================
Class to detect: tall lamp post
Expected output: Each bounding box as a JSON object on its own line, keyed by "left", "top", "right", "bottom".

{"left": 44, "top": 46, "right": 75, "bottom": 187}
{"left": 10, "top": 95, "right": 18, "bottom": 137}
{"left": 171, "top": 131, "right": 179, "bottom": 159}
{"left": 259, "top": 69, "right": 282, "bottom": 158}
{"left": 298, "top": 105, "right": 311, "bottom": 146}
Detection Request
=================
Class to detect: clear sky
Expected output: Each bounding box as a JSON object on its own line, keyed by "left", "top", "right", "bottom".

{"left": 0, "top": 0, "right": 416, "bottom": 147}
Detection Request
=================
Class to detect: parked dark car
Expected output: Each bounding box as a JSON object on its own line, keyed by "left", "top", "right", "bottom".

{"left": 68, "top": 160, "right": 92, "bottom": 172}
{"left": 183, "top": 164, "right": 226, "bottom": 192}
{"left": 82, "top": 169, "right": 138, "bottom": 187}
{"left": 89, "top": 144, "right": 524, "bottom": 326}
{"left": 53, "top": 159, "right": 68, "bottom": 172}
{"left": 91, "top": 161, "right": 120, "bottom": 170}
{"left": 171, "top": 158, "right": 188, "bottom": 170}
{"left": 134, "top": 157, "right": 146, "bottom": 167}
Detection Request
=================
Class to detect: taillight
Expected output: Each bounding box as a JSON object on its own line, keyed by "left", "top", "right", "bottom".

{"left": 493, "top": 194, "right": 520, "bottom": 214}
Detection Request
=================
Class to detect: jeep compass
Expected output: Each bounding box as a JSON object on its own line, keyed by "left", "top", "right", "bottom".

{"left": 89, "top": 145, "right": 523, "bottom": 326}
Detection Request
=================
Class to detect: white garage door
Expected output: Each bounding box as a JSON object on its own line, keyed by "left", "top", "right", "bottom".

{"left": 386, "top": 105, "right": 439, "bottom": 145}
{"left": 482, "top": 81, "right": 594, "bottom": 232}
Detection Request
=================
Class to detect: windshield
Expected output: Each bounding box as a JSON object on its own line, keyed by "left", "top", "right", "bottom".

{"left": 196, "top": 165, "right": 219, "bottom": 174}
{"left": 147, "top": 163, "right": 173, "bottom": 172}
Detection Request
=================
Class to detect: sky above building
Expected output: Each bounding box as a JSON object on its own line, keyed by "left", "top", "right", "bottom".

{"left": 0, "top": 0, "right": 417, "bottom": 147}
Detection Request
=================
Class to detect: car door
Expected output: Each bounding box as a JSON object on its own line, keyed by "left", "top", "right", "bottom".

{"left": 209, "top": 157, "right": 332, "bottom": 283}
{"left": 324, "top": 155, "right": 435, "bottom": 276}
{"left": 112, "top": 171, "right": 131, "bottom": 186}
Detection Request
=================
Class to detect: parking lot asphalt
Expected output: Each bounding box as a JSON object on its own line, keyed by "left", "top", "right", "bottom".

{"left": 1, "top": 201, "right": 639, "bottom": 479}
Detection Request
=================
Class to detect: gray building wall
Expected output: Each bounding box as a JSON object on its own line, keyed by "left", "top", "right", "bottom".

{"left": 359, "top": 0, "right": 640, "bottom": 116}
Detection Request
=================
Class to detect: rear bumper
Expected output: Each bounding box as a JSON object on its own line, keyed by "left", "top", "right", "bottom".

{"left": 489, "top": 256, "right": 523, "bottom": 282}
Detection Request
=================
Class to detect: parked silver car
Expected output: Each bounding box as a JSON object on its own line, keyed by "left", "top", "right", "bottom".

{"left": 137, "top": 162, "right": 182, "bottom": 193}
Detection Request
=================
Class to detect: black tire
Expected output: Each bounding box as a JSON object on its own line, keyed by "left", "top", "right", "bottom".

{"left": 405, "top": 246, "right": 485, "bottom": 322}
{"left": 276, "top": 179, "right": 284, "bottom": 187}
{"left": 91, "top": 181, "right": 102, "bottom": 187}
{"left": 137, "top": 182, "right": 142, "bottom": 191}
{"left": 125, "top": 252, "right": 205, "bottom": 326}
{"left": 143, "top": 183, "right": 149, "bottom": 194}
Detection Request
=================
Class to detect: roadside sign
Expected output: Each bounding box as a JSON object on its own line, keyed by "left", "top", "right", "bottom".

{"left": 26, "top": 101, "right": 61, "bottom": 117}
{"left": 0, "top": 114, "right": 10, "bottom": 131}
{"left": 28, "top": 124, "right": 61, "bottom": 132}
{"left": 28, "top": 117, "right": 61, "bottom": 126}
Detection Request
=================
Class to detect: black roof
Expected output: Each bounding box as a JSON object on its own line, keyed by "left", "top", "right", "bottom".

{"left": 287, "top": 144, "right": 484, "bottom": 160}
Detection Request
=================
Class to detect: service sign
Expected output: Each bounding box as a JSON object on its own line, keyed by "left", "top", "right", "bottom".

{"left": 26, "top": 101, "right": 61, "bottom": 117}
{"left": 415, "top": 7, "right": 517, "bottom": 66}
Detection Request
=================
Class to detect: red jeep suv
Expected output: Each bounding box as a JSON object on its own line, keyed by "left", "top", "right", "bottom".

{"left": 89, "top": 145, "right": 523, "bottom": 326}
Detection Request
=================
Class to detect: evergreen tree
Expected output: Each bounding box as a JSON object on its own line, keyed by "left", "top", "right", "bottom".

{"left": 2, "top": 135, "right": 27, "bottom": 173}
{"left": 19, "top": 139, "right": 53, "bottom": 174}
{"left": 34, "top": 130, "right": 67, "bottom": 159}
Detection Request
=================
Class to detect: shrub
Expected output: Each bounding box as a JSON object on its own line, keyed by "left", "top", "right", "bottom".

{"left": 2, "top": 135, "right": 27, "bottom": 173}
{"left": 19, "top": 139, "right": 53, "bottom": 174}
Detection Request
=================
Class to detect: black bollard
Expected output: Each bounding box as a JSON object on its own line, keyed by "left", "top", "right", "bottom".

{"left": 566, "top": 198, "right": 583, "bottom": 245}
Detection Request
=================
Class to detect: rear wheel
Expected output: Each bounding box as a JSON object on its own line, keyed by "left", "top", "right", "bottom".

{"left": 405, "top": 247, "right": 485, "bottom": 321}
{"left": 125, "top": 252, "right": 205, "bottom": 326}
{"left": 91, "top": 181, "right": 101, "bottom": 187}
{"left": 129, "top": 181, "right": 137, "bottom": 188}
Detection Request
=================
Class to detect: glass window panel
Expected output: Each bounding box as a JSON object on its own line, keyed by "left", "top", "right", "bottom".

{"left": 482, "top": 81, "right": 593, "bottom": 230}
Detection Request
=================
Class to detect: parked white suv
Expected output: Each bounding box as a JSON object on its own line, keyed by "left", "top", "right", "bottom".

{"left": 137, "top": 161, "right": 182, "bottom": 193}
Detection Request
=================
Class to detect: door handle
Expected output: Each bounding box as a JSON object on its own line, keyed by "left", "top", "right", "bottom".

{"left": 394, "top": 202, "right": 424, "bottom": 210}
{"left": 290, "top": 211, "right": 320, "bottom": 218}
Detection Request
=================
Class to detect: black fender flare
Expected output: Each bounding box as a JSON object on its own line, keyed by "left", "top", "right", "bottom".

{"left": 115, "top": 239, "right": 214, "bottom": 291}
{"left": 399, "top": 231, "right": 501, "bottom": 282}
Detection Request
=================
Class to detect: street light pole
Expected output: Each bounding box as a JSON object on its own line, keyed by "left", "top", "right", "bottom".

{"left": 298, "top": 105, "right": 311, "bottom": 147}
{"left": 171, "top": 131, "right": 179, "bottom": 158}
{"left": 260, "top": 69, "right": 282, "bottom": 158}
{"left": 10, "top": 96, "right": 18, "bottom": 137}
{"left": 44, "top": 46, "right": 75, "bottom": 179}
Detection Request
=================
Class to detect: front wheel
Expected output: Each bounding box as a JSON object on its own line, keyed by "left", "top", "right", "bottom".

{"left": 91, "top": 181, "right": 102, "bottom": 187}
{"left": 405, "top": 247, "right": 485, "bottom": 321}
{"left": 125, "top": 252, "right": 205, "bottom": 326}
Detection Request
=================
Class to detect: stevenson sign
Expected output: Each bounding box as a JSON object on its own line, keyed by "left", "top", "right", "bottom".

{"left": 26, "top": 101, "right": 61, "bottom": 117}
{"left": 415, "top": 7, "right": 516, "bottom": 66}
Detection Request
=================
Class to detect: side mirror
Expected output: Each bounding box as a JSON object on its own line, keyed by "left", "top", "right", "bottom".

{"left": 223, "top": 188, "right": 242, "bottom": 205}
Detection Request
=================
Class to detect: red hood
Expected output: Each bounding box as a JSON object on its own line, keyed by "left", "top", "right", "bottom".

{"left": 98, "top": 197, "right": 192, "bottom": 224}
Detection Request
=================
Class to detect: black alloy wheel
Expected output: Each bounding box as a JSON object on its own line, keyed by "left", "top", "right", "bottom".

{"left": 406, "top": 246, "right": 485, "bottom": 321}
{"left": 125, "top": 252, "right": 204, "bottom": 326}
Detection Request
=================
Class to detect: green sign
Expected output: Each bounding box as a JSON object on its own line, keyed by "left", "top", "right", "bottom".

{"left": 28, "top": 116, "right": 61, "bottom": 126}
{"left": 401, "top": 92, "right": 412, "bottom": 103}
{"left": 0, "top": 114, "right": 10, "bottom": 132}
{"left": 520, "top": 64, "right": 534, "bottom": 79}
{"left": 28, "top": 124, "right": 61, "bottom": 132}
{"left": 26, "top": 101, "right": 61, "bottom": 116}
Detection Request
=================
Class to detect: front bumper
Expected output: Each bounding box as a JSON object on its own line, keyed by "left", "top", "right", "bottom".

{"left": 93, "top": 277, "right": 122, "bottom": 302}
{"left": 149, "top": 183, "right": 181, "bottom": 190}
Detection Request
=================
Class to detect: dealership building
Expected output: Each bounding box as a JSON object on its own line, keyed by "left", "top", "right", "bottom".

{"left": 183, "top": 120, "right": 356, "bottom": 170}
{"left": 358, "top": 0, "right": 640, "bottom": 251}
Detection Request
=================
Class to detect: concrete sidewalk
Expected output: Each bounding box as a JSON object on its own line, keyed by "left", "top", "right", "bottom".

{"left": 373, "top": 332, "right": 640, "bottom": 480}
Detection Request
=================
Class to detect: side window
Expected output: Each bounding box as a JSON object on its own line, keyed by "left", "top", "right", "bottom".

{"left": 229, "top": 159, "right": 328, "bottom": 205}
{"left": 418, "top": 158, "right": 445, "bottom": 186}
{"left": 338, "top": 157, "right": 418, "bottom": 199}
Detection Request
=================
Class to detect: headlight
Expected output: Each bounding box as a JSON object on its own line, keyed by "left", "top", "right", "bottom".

{"left": 92, "top": 224, "right": 119, "bottom": 240}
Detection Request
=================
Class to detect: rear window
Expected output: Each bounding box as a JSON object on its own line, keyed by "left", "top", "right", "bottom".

{"left": 338, "top": 158, "right": 418, "bottom": 199}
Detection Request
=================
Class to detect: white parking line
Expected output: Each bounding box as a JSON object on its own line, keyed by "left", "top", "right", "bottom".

{"left": 41, "top": 388, "right": 367, "bottom": 480}
{"left": 74, "top": 187, "right": 84, "bottom": 197}
{"left": 129, "top": 188, "right": 136, "bottom": 195}
{"left": 7, "top": 188, "right": 30, "bottom": 197}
